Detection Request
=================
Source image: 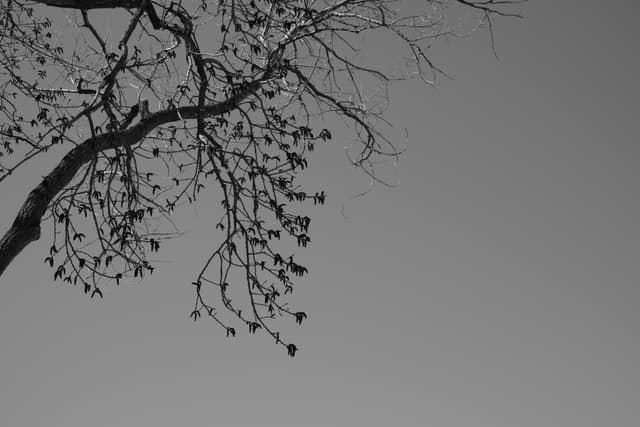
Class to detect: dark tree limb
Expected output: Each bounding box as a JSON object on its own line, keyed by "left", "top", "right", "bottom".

{"left": 32, "top": 0, "right": 140, "bottom": 9}
{"left": 0, "top": 0, "right": 520, "bottom": 355}
{"left": 0, "top": 79, "right": 262, "bottom": 276}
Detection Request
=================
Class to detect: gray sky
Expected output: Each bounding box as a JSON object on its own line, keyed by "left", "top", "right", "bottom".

{"left": 1, "top": 1, "right": 639, "bottom": 426}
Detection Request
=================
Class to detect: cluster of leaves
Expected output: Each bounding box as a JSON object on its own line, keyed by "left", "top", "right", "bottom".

{"left": 0, "top": 0, "right": 522, "bottom": 355}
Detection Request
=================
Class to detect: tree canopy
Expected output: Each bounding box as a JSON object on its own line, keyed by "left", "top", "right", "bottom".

{"left": 0, "top": 0, "right": 522, "bottom": 355}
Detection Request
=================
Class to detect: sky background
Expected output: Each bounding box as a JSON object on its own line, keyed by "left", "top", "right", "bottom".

{"left": 1, "top": 1, "right": 639, "bottom": 426}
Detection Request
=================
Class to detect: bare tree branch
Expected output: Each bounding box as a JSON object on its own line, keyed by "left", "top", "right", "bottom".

{"left": 32, "top": 0, "right": 140, "bottom": 9}
{"left": 0, "top": 0, "right": 522, "bottom": 355}
{"left": 1, "top": 76, "right": 264, "bottom": 275}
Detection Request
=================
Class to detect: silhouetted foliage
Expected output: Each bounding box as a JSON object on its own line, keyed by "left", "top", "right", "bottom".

{"left": 0, "top": 0, "right": 522, "bottom": 355}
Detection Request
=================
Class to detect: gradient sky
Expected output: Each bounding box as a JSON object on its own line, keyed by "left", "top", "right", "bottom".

{"left": 1, "top": 1, "right": 639, "bottom": 426}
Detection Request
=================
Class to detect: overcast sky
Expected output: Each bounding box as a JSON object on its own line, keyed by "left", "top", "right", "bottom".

{"left": 1, "top": 1, "right": 639, "bottom": 426}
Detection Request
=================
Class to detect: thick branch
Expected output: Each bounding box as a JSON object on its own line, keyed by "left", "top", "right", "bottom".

{"left": 0, "top": 81, "right": 262, "bottom": 277}
{"left": 32, "top": 0, "right": 140, "bottom": 9}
